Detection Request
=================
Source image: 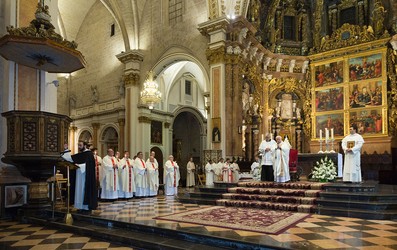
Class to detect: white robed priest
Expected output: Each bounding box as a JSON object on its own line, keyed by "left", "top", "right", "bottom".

{"left": 118, "top": 151, "right": 135, "bottom": 199}
{"left": 146, "top": 154, "right": 159, "bottom": 196}
{"left": 205, "top": 159, "right": 214, "bottom": 186}
{"left": 101, "top": 148, "right": 119, "bottom": 200}
{"left": 250, "top": 155, "right": 261, "bottom": 181}
{"left": 222, "top": 158, "right": 233, "bottom": 183}
{"left": 273, "top": 136, "right": 291, "bottom": 183}
{"left": 258, "top": 134, "right": 277, "bottom": 182}
{"left": 231, "top": 159, "right": 240, "bottom": 182}
{"left": 93, "top": 148, "right": 103, "bottom": 197}
{"left": 134, "top": 151, "right": 149, "bottom": 197}
{"left": 186, "top": 157, "right": 196, "bottom": 187}
{"left": 214, "top": 158, "right": 224, "bottom": 181}
{"left": 342, "top": 124, "right": 364, "bottom": 183}
{"left": 164, "top": 155, "right": 180, "bottom": 196}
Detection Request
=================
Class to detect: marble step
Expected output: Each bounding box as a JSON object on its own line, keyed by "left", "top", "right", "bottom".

{"left": 195, "top": 186, "right": 229, "bottom": 193}
{"left": 317, "top": 206, "right": 397, "bottom": 220}
{"left": 320, "top": 191, "right": 397, "bottom": 202}
{"left": 237, "top": 181, "right": 326, "bottom": 190}
{"left": 176, "top": 196, "right": 218, "bottom": 205}
{"left": 322, "top": 183, "right": 376, "bottom": 192}
{"left": 216, "top": 199, "right": 317, "bottom": 213}
{"left": 189, "top": 191, "right": 224, "bottom": 199}
{"left": 317, "top": 198, "right": 397, "bottom": 210}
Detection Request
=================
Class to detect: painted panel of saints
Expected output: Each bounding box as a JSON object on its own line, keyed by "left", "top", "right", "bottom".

{"left": 314, "top": 61, "right": 344, "bottom": 87}
{"left": 348, "top": 53, "right": 382, "bottom": 82}
{"left": 315, "top": 87, "right": 344, "bottom": 112}
{"left": 315, "top": 113, "right": 344, "bottom": 138}
{"left": 349, "top": 109, "right": 383, "bottom": 135}
{"left": 349, "top": 80, "right": 383, "bottom": 108}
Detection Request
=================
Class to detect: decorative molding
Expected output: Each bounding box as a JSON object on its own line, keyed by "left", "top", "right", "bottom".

{"left": 138, "top": 116, "right": 151, "bottom": 123}
{"left": 122, "top": 72, "right": 140, "bottom": 86}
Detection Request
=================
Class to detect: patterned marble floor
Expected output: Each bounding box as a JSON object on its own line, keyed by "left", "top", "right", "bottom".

{"left": 2, "top": 190, "right": 397, "bottom": 249}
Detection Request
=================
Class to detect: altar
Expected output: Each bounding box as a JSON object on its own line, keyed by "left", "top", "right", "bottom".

{"left": 298, "top": 153, "right": 343, "bottom": 178}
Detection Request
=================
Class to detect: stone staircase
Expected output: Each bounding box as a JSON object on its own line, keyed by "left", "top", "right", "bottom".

{"left": 317, "top": 182, "right": 397, "bottom": 220}
{"left": 179, "top": 181, "right": 325, "bottom": 214}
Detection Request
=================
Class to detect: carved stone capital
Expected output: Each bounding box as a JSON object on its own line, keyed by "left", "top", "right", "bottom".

{"left": 116, "top": 50, "right": 144, "bottom": 64}
{"left": 118, "top": 118, "right": 125, "bottom": 126}
{"left": 91, "top": 123, "right": 100, "bottom": 130}
{"left": 164, "top": 122, "right": 171, "bottom": 129}
{"left": 138, "top": 116, "right": 151, "bottom": 123}
{"left": 198, "top": 17, "right": 230, "bottom": 36}
{"left": 122, "top": 72, "right": 140, "bottom": 87}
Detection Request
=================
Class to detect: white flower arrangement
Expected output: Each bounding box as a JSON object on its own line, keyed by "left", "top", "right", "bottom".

{"left": 310, "top": 156, "right": 337, "bottom": 182}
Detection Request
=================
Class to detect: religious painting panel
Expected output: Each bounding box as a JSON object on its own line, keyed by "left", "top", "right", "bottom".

{"left": 315, "top": 87, "right": 344, "bottom": 112}
{"left": 151, "top": 120, "right": 162, "bottom": 144}
{"left": 348, "top": 53, "right": 382, "bottom": 82}
{"left": 349, "top": 108, "right": 383, "bottom": 135}
{"left": 349, "top": 80, "right": 383, "bottom": 108}
{"left": 212, "top": 118, "right": 221, "bottom": 143}
{"left": 314, "top": 61, "right": 344, "bottom": 87}
{"left": 315, "top": 113, "right": 344, "bottom": 138}
{"left": 5, "top": 185, "right": 27, "bottom": 208}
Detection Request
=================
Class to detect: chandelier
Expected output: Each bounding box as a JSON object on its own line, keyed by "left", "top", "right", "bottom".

{"left": 140, "top": 71, "right": 161, "bottom": 109}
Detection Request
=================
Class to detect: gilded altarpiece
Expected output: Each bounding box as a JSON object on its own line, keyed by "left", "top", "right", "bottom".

{"left": 310, "top": 47, "right": 388, "bottom": 143}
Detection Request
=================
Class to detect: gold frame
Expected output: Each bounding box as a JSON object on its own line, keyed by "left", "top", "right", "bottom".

{"left": 310, "top": 46, "right": 388, "bottom": 139}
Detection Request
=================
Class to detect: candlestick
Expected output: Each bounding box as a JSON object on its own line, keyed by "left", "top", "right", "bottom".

{"left": 325, "top": 128, "right": 329, "bottom": 141}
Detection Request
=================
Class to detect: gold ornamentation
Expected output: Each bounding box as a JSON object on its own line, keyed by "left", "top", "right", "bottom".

{"left": 6, "top": 3, "right": 77, "bottom": 49}
{"left": 387, "top": 48, "right": 397, "bottom": 136}
{"left": 316, "top": 23, "right": 377, "bottom": 53}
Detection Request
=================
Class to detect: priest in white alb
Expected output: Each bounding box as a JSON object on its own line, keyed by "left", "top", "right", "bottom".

{"left": 231, "top": 159, "right": 240, "bottom": 183}
{"left": 164, "top": 155, "right": 180, "bottom": 196}
{"left": 134, "top": 151, "right": 149, "bottom": 197}
{"left": 101, "top": 148, "right": 119, "bottom": 200}
{"left": 92, "top": 148, "right": 103, "bottom": 198}
{"left": 186, "top": 157, "right": 196, "bottom": 187}
{"left": 205, "top": 159, "right": 214, "bottom": 186}
{"left": 146, "top": 154, "right": 159, "bottom": 196}
{"left": 118, "top": 151, "right": 135, "bottom": 199}
{"left": 258, "top": 133, "right": 277, "bottom": 181}
{"left": 342, "top": 124, "right": 365, "bottom": 183}
{"left": 222, "top": 158, "right": 233, "bottom": 183}
{"left": 273, "top": 136, "right": 290, "bottom": 183}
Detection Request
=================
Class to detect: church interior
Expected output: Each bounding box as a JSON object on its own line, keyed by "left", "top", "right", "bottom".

{"left": 1, "top": 0, "right": 397, "bottom": 249}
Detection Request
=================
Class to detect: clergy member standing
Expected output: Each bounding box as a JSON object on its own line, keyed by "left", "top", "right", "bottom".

{"left": 222, "top": 158, "right": 233, "bottom": 183}
{"left": 258, "top": 133, "right": 277, "bottom": 181}
{"left": 164, "top": 155, "right": 180, "bottom": 196}
{"left": 205, "top": 159, "right": 214, "bottom": 186}
{"left": 101, "top": 148, "right": 119, "bottom": 200}
{"left": 61, "top": 141, "right": 98, "bottom": 213}
{"left": 342, "top": 124, "right": 365, "bottom": 183}
{"left": 186, "top": 157, "right": 196, "bottom": 187}
{"left": 250, "top": 155, "right": 261, "bottom": 181}
{"left": 273, "top": 136, "right": 291, "bottom": 183}
{"left": 92, "top": 148, "right": 103, "bottom": 198}
{"left": 119, "top": 151, "right": 135, "bottom": 199}
{"left": 146, "top": 154, "right": 159, "bottom": 196}
{"left": 231, "top": 159, "right": 240, "bottom": 183}
{"left": 134, "top": 151, "right": 149, "bottom": 197}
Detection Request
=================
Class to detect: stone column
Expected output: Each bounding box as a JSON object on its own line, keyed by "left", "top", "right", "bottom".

{"left": 70, "top": 125, "right": 77, "bottom": 153}
{"left": 198, "top": 17, "right": 230, "bottom": 155}
{"left": 118, "top": 118, "right": 125, "bottom": 153}
{"left": 116, "top": 50, "right": 143, "bottom": 155}
{"left": 92, "top": 123, "right": 100, "bottom": 148}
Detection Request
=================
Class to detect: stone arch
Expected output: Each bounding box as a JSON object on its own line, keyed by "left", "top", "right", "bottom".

{"left": 171, "top": 106, "right": 207, "bottom": 135}
{"left": 100, "top": 125, "right": 119, "bottom": 153}
{"left": 77, "top": 129, "right": 93, "bottom": 145}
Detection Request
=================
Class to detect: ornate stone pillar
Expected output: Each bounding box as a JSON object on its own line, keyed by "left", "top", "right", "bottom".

{"left": 92, "top": 123, "right": 100, "bottom": 148}
{"left": 198, "top": 17, "right": 230, "bottom": 156}
{"left": 70, "top": 125, "right": 77, "bottom": 152}
{"left": 116, "top": 50, "right": 143, "bottom": 154}
{"left": 118, "top": 118, "right": 125, "bottom": 154}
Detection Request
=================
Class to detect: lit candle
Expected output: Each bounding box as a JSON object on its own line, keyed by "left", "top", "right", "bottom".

{"left": 319, "top": 129, "right": 322, "bottom": 140}
{"left": 325, "top": 128, "right": 329, "bottom": 141}
{"left": 261, "top": 134, "right": 264, "bottom": 141}
{"left": 331, "top": 128, "right": 334, "bottom": 140}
